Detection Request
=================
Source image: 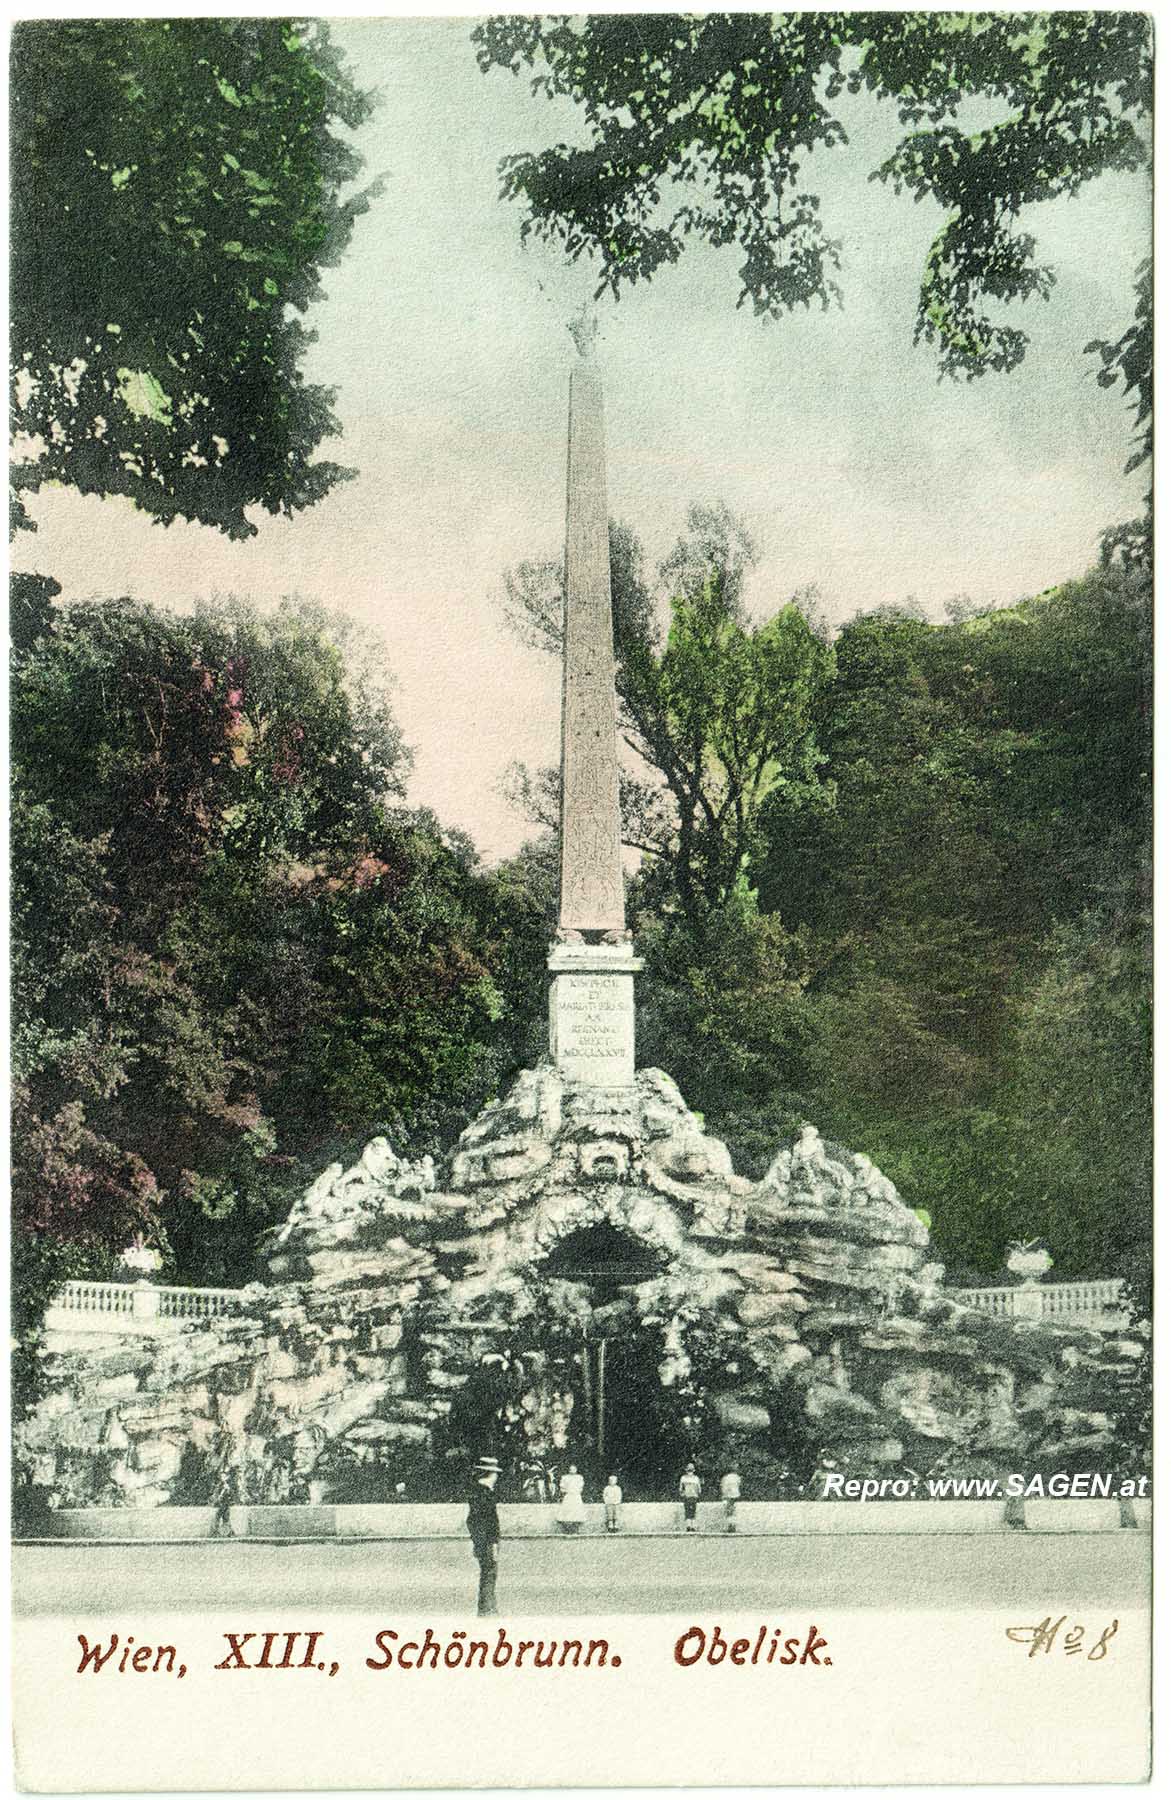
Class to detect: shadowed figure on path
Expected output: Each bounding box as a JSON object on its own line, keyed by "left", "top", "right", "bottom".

{"left": 466, "top": 1455, "right": 501, "bottom": 1616}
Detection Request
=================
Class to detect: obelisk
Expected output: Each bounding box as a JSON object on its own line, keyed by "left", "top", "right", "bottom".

{"left": 547, "top": 313, "right": 641, "bottom": 1088}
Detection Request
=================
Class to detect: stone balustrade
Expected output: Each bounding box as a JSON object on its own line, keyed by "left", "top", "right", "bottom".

{"left": 43, "top": 1279, "right": 247, "bottom": 1336}
{"left": 41, "top": 1272, "right": 1133, "bottom": 1339}
{"left": 949, "top": 1277, "right": 1130, "bottom": 1329}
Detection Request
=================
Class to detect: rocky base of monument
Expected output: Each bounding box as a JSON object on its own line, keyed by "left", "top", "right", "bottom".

{"left": 15, "top": 1066, "right": 1141, "bottom": 1513}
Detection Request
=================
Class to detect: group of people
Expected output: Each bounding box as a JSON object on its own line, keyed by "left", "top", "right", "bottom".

{"left": 465, "top": 1454, "right": 745, "bottom": 1615}
{"left": 678, "top": 1462, "right": 742, "bottom": 1533}
{"left": 551, "top": 1461, "right": 743, "bottom": 1534}
{"left": 551, "top": 1463, "right": 614, "bottom": 1533}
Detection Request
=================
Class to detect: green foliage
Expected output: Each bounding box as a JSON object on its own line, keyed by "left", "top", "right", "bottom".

{"left": 505, "top": 504, "right": 835, "bottom": 925}
{"left": 635, "top": 884, "right": 817, "bottom": 1176}
{"left": 1008, "top": 909, "right": 1150, "bottom": 1279}
{"left": 475, "top": 12, "right": 1152, "bottom": 556}
{"left": 476, "top": 835, "right": 560, "bottom": 1073}
{"left": 627, "top": 520, "right": 835, "bottom": 921}
{"left": 1089, "top": 258, "right": 1153, "bottom": 572}
{"left": 474, "top": 13, "right": 1149, "bottom": 371}
{"left": 503, "top": 500, "right": 1148, "bottom": 1281}
{"left": 10, "top": 19, "right": 377, "bottom": 537}
{"left": 758, "top": 567, "right": 1151, "bottom": 1276}
{"left": 10, "top": 572, "right": 61, "bottom": 652}
{"left": 10, "top": 591, "right": 511, "bottom": 1287}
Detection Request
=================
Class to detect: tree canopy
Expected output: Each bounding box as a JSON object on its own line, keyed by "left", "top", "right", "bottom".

{"left": 10, "top": 592, "right": 514, "bottom": 1298}
{"left": 750, "top": 567, "right": 1150, "bottom": 1278}
{"left": 505, "top": 504, "right": 834, "bottom": 924}
{"left": 474, "top": 12, "right": 1152, "bottom": 560}
{"left": 10, "top": 19, "right": 377, "bottom": 539}
{"left": 1087, "top": 257, "right": 1153, "bottom": 571}
{"left": 474, "top": 13, "right": 1149, "bottom": 362}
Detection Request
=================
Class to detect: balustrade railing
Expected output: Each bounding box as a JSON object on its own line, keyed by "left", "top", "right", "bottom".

{"left": 156, "top": 1286, "right": 242, "bottom": 1320}
{"left": 43, "top": 1279, "right": 247, "bottom": 1335}
{"left": 949, "top": 1277, "right": 1130, "bottom": 1327}
{"left": 42, "top": 1272, "right": 1134, "bottom": 1338}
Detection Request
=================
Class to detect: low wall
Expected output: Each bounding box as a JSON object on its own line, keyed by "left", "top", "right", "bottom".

{"left": 40, "top": 1275, "right": 1133, "bottom": 1341}
{"left": 30, "top": 1496, "right": 1151, "bottom": 1543}
{"left": 43, "top": 1279, "right": 246, "bottom": 1337}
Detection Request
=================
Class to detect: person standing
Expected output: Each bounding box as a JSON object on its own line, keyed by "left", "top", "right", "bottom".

{"left": 211, "top": 1457, "right": 235, "bottom": 1538}
{"left": 678, "top": 1461, "right": 702, "bottom": 1533}
{"left": 209, "top": 1425, "right": 237, "bottom": 1538}
{"left": 466, "top": 1454, "right": 502, "bottom": 1616}
{"left": 720, "top": 1466, "right": 741, "bottom": 1533}
{"left": 557, "top": 1462, "right": 586, "bottom": 1533}
{"left": 602, "top": 1473, "right": 623, "bottom": 1533}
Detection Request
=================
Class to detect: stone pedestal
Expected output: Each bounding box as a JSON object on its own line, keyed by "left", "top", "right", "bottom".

{"left": 548, "top": 941, "right": 642, "bottom": 1088}
{"left": 1014, "top": 1283, "right": 1045, "bottom": 1323}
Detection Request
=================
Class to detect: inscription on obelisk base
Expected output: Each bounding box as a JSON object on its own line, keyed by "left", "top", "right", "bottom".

{"left": 548, "top": 313, "right": 642, "bottom": 1090}
{"left": 548, "top": 940, "right": 641, "bottom": 1089}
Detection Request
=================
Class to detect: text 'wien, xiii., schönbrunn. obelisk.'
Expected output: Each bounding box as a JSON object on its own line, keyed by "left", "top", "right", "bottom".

{"left": 547, "top": 312, "right": 641, "bottom": 1088}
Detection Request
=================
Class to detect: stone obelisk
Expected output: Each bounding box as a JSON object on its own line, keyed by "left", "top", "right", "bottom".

{"left": 547, "top": 313, "right": 641, "bottom": 1088}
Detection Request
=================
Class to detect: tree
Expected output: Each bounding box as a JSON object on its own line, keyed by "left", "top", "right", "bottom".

{"left": 10, "top": 572, "right": 62, "bottom": 652}
{"left": 506, "top": 504, "right": 834, "bottom": 925}
{"left": 10, "top": 19, "right": 378, "bottom": 539}
{"left": 475, "top": 13, "right": 1149, "bottom": 364}
{"left": 759, "top": 567, "right": 1150, "bottom": 1275}
{"left": 1088, "top": 258, "right": 1153, "bottom": 572}
{"left": 634, "top": 877, "right": 820, "bottom": 1176}
{"left": 1007, "top": 906, "right": 1150, "bottom": 1280}
{"left": 474, "top": 835, "right": 560, "bottom": 1073}
{"left": 10, "top": 592, "right": 509, "bottom": 1288}
{"left": 474, "top": 12, "right": 1152, "bottom": 549}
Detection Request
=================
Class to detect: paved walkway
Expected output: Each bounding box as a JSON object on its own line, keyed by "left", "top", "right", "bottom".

{"left": 14, "top": 1529, "right": 1149, "bottom": 1618}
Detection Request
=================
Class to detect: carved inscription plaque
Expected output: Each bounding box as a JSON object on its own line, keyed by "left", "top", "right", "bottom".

{"left": 550, "top": 970, "right": 635, "bottom": 1088}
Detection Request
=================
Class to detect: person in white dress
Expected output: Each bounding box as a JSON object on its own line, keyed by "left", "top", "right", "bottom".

{"left": 557, "top": 1463, "right": 586, "bottom": 1532}
{"left": 720, "top": 1466, "right": 741, "bottom": 1532}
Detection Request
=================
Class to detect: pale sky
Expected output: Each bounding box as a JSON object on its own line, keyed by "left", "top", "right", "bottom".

{"left": 12, "top": 16, "right": 1151, "bottom": 860}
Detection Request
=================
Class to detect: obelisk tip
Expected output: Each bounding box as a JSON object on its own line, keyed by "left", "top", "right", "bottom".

{"left": 567, "top": 303, "right": 599, "bottom": 360}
